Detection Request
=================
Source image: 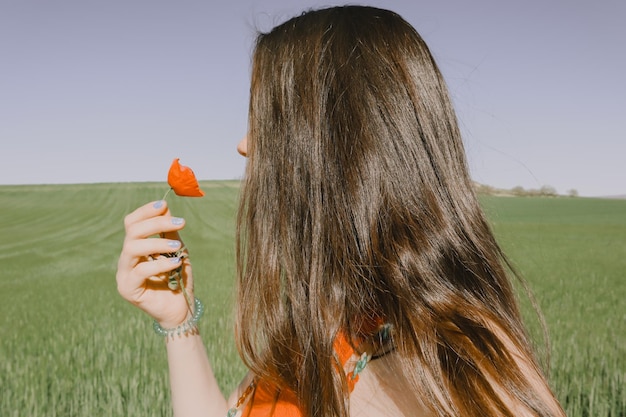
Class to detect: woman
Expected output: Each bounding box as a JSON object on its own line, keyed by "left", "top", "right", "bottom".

{"left": 116, "top": 6, "right": 565, "bottom": 417}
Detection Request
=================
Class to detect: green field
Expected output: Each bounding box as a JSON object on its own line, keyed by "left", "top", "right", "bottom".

{"left": 1, "top": 183, "right": 624, "bottom": 416}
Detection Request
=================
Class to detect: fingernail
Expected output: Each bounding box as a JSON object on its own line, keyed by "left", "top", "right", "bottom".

{"left": 153, "top": 200, "right": 164, "bottom": 209}
{"left": 169, "top": 257, "right": 180, "bottom": 263}
{"left": 171, "top": 217, "right": 184, "bottom": 225}
{"left": 167, "top": 240, "right": 181, "bottom": 248}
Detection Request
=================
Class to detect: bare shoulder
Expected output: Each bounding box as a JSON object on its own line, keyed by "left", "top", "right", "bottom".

{"left": 349, "top": 352, "right": 434, "bottom": 417}
{"left": 227, "top": 370, "right": 255, "bottom": 408}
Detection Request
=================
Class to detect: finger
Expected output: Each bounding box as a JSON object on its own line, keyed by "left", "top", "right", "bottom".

{"left": 134, "top": 256, "right": 183, "bottom": 280}
{"left": 117, "top": 256, "right": 184, "bottom": 299}
{"left": 126, "top": 215, "right": 186, "bottom": 240}
{"left": 118, "top": 238, "right": 183, "bottom": 271}
{"left": 160, "top": 229, "right": 182, "bottom": 242}
{"left": 135, "top": 257, "right": 192, "bottom": 294}
{"left": 123, "top": 200, "right": 169, "bottom": 230}
{"left": 142, "top": 275, "right": 173, "bottom": 291}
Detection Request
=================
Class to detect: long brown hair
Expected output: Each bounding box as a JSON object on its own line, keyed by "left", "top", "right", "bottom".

{"left": 236, "top": 6, "right": 564, "bottom": 416}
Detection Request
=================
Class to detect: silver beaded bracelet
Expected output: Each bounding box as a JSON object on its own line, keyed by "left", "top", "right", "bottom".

{"left": 153, "top": 297, "right": 205, "bottom": 339}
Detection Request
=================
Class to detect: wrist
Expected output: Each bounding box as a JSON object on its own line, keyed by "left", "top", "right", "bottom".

{"left": 153, "top": 298, "right": 205, "bottom": 339}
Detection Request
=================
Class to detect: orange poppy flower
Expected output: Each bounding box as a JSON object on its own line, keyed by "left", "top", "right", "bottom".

{"left": 167, "top": 158, "right": 205, "bottom": 197}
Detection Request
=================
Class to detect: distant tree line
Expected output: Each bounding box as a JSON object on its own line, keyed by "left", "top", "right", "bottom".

{"left": 473, "top": 182, "right": 579, "bottom": 197}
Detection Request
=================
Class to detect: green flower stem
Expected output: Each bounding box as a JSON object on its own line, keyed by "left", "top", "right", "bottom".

{"left": 162, "top": 187, "right": 194, "bottom": 316}
{"left": 162, "top": 188, "right": 173, "bottom": 201}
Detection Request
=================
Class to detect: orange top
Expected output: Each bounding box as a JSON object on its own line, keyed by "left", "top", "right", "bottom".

{"left": 242, "top": 332, "right": 359, "bottom": 417}
{"left": 242, "top": 379, "right": 301, "bottom": 417}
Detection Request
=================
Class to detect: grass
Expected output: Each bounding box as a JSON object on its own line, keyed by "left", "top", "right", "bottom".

{"left": 481, "top": 196, "right": 626, "bottom": 416}
{"left": 0, "top": 183, "right": 623, "bottom": 416}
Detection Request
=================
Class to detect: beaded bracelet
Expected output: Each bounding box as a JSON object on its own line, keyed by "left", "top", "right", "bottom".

{"left": 153, "top": 297, "right": 205, "bottom": 339}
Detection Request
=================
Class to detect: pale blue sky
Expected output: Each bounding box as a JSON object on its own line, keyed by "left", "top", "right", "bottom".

{"left": 1, "top": 0, "right": 624, "bottom": 196}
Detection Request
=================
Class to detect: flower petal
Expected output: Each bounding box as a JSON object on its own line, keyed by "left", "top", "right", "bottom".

{"left": 167, "top": 158, "right": 205, "bottom": 197}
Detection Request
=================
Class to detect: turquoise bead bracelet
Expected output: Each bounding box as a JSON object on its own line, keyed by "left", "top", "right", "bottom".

{"left": 153, "top": 297, "right": 205, "bottom": 339}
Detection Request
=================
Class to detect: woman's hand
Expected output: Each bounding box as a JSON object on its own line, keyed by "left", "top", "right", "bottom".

{"left": 116, "top": 200, "right": 194, "bottom": 329}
